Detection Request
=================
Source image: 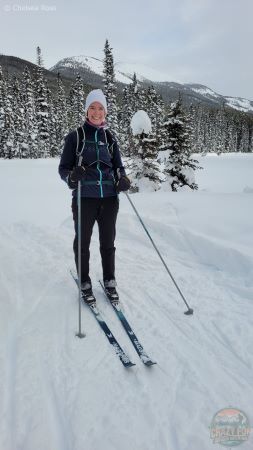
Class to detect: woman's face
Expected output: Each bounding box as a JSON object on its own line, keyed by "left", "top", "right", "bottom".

{"left": 87, "top": 102, "right": 106, "bottom": 125}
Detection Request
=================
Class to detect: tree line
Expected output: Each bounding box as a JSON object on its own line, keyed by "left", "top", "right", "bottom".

{"left": 0, "top": 42, "right": 252, "bottom": 191}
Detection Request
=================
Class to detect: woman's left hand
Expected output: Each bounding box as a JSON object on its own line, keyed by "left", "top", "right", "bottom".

{"left": 116, "top": 176, "right": 131, "bottom": 193}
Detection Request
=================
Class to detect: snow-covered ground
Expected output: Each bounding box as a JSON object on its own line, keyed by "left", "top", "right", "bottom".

{"left": 0, "top": 153, "right": 252, "bottom": 450}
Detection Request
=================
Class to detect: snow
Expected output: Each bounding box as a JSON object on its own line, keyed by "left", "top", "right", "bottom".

{"left": 185, "top": 85, "right": 253, "bottom": 113}
{"left": 0, "top": 153, "right": 253, "bottom": 450}
{"left": 130, "top": 110, "right": 152, "bottom": 135}
{"left": 51, "top": 56, "right": 181, "bottom": 84}
{"left": 224, "top": 96, "right": 253, "bottom": 113}
{"left": 50, "top": 57, "right": 253, "bottom": 112}
{"left": 51, "top": 55, "right": 132, "bottom": 85}
{"left": 188, "top": 85, "right": 221, "bottom": 99}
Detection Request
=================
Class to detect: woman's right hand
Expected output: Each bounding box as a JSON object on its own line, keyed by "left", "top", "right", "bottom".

{"left": 69, "top": 166, "right": 86, "bottom": 182}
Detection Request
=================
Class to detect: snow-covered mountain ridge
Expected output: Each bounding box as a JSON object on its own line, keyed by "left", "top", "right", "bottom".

{"left": 50, "top": 55, "right": 253, "bottom": 113}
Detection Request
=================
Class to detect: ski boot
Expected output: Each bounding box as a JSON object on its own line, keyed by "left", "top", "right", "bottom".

{"left": 81, "top": 282, "right": 96, "bottom": 306}
{"left": 104, "top": 280, "right": 119, "bottom": 305}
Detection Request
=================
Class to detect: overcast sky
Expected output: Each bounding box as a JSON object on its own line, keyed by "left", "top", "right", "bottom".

{"left": 1, "top": 0, "right": 252, "bottom": 100}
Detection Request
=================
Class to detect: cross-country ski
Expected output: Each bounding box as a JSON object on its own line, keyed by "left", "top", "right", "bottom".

{"left": 99, "top": 280, "right": 156, "bottom": 366}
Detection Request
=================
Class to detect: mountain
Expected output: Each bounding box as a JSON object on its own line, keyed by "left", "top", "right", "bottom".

{"left": 50, "top": 55, "right": 253, "bottom": 114}
{"left": 0, "top": 54, "right": 91, "bottom": 95}
{"left": 1, "top": 53, "right": 252, "bottom": 114}
{"left": 184, "top": 83, "right": 253, "bottom": 113}
{"left": 50, "top": 55, "right": 132, "bottom": 87}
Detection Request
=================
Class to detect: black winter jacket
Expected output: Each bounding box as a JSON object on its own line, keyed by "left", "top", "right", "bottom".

{"left": 58, "top": 121, "right": 126, "bottom": 198}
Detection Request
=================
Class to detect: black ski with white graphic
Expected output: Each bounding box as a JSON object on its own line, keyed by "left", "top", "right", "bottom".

{"left": 99, "top": 281, "right": 156, "bottom": 366}
{"left": 71, "top": 273, "right": 135, "bottom": 368}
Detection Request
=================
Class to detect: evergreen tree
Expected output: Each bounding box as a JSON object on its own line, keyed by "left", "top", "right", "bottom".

{"left": 2, "top": 76, "right": 16, "bottom": 158}
{"left": 55, "top": 72, "right": 68, "bottom": 153}
{"left": 36, "top": 46, "right": 44, "bottom": 67}
{"left": 238, "top": 118, "right": 249, "bottom": 152}
{"left": 163, "top": 97, "right": 200, "bottom": 191}
{"left": 34, "top": 65, "right": 50, "bottom": 157}
{"left": 139, "top": 131, "right": 161, "bottom": 187}
{"left": 118, "top": 85, "right": 132, "bottom": 156}
{"left": 0, "top": 66, "right": 6, "bottom": 155}
{"left": 71, "top": 74, "right": 85, "bottom": 127}
{"left": 12, "top": 76, "right": 27, "bottom": 157}
{"left": 46, "top": 82, "right": 58, "bottom": 157}
{"left": 129, "top": 73, "right": 140, "bottom": 113}
{"left": 22, "top": 66, "right": 37, "bottom": 157}
{"left": 144, "top": 85, "right": 165, "bottom": 151}
{"left": 130, "top": 110, "right": 161, "bottom": 190}
{"left": 103, "top": 39, "right": 118, "bottom": 135}
{"left": 118, "top": 74, "right": 143, "bottom": 157}
{"left": 67, "top": 87, "right": 76, "bottom": 130}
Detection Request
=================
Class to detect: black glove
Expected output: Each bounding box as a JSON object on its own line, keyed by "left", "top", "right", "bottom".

{"left": 68, "top": 166, "right": 86, "bottom": 189}
{"left": 116, "top": 175, "right": 131, "bottom": 193}
{"left": 70, "top": 166, "right": 86, "bottom": 182}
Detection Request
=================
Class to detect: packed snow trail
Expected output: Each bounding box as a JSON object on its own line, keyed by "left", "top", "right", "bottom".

{"left": 0, "top": 155, "right": 252, "bottom": 450}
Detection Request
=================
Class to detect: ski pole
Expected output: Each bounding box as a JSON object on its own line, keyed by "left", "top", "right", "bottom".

{"left": 76, "top": 155, "right": 86, "bottom": 338}
{"left": 125, "top": 192, "right": 193, "bottom": 315}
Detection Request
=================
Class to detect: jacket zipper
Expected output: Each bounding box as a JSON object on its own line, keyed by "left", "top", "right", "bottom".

{"left": 95, "top": 129, "right": 103, "bottom": 198}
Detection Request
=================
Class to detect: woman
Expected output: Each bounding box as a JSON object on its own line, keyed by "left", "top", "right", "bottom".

{"left": 59, "top": 89, "right": 130, "bottom": 305}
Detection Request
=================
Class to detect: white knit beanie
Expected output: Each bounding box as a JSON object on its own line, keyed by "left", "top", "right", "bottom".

{"left": 85, "top": 89, "right": 107, "bottom": 114}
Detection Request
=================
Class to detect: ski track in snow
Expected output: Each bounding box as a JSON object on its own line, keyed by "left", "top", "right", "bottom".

{"left": 0, "top": 156, "right": 253, "bottom": 450}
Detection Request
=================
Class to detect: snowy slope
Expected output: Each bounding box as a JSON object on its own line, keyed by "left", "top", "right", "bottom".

{"left": 50, "top": 55, "right": 253, "bottom": 112}
{"left": 186, "top": 84, "right": 253, "bottom": 113}
{"left": 0, "top": 154, "right": 253, "bottom": 450}
{"left": 224, "top": 96, "right": 253, "bottom": 113}
{"left": 186, "top": 83, "right": 222, "bottom": 101}
{"left": 50, "top": 55, "right": 132, "bottom": 85}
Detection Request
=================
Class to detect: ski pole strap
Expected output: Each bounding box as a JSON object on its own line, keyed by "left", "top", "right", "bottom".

{"left": 82, "top": 180, "right": 114, "bottom": 186}
{"left": 76, "top": 127, "right": 86, "bottom": 157}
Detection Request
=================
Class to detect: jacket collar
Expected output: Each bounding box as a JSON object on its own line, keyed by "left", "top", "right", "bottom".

{"left": 84, "top": 119, "right": 107, "bottom": 130}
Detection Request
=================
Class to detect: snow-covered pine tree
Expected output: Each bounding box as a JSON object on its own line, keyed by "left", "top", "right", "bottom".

{"left": 224, "top": 117, "right": 236, "bottom": 154}
{"left": 12, "top": 76, "right": 27, "bottom": 158}
{"left": 22, "top": 66, "right": 37, "bottom": 158}
{"left": 46, "top": 82, "right": 58, "bottom": 157}
{"left": 139, "top": 133, "right": 161, "bottom": 188}
{"left": 0, "top": 66, "right": 6, "bottom": 156}
{"left": 249, "top": 118, "right": 253, "bottom": 153}
{"left": 129, "top": 73, "right": 140, "bottom": 113}
{"left": 246, "top": 115, "right": 253, "bottom": 153}
{"left": 36, "top": 46, "right": 44, "bottom": 67}
{"left": 145, "top": 85, "right": 165, "bottom": 148}
{"left": 146, "top": 86, "right": 157, "bottom": 127}
{"left": 130, "top": 110, "right": 161, "bottom": 190}
{"left": 2, "top": 75, "right": 16, "bottom": 158}
{"left": 118, "top": 73, "right": 142, "bottom": 158}
{"left": 103, "top": 39, "right": 118, "bottom": 135}
{"left": 187, "top": 104, "right": 196, "bottom": 152}
{"left": 118, "top": 86, "right": 132, "bottom": 156}
{"left": 34, "top": 64, "right": 50, "bottom": 157}
{"left": 67, "top": 87, "right": 75, "bottom": 130}
{"left": 55, "top": 73, "right": 68, "bottom": 140}
{"left": 215, "top": 106, "right": 226, "bottom": 155}
{"left": 163, "top": 96, "right": 200, "bottom": 191}
{"left": 188, "top": 104, "right": 204, "bottom": 154}
{"left": 238, "top": 115, "right": 250, "bottom": 152}
{"left": 72, "top": 74, "right": 85, "bottom": 127}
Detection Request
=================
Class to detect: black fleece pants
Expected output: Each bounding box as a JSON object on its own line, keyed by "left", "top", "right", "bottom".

{"left": 72, "top": 196, "right": 119, "bottom": 284}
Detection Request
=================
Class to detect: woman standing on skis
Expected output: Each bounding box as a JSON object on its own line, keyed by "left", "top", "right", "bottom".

{"left": 58, "top": 89, "right": 130, "bottom": 304}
